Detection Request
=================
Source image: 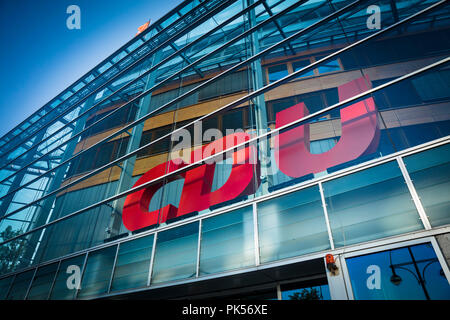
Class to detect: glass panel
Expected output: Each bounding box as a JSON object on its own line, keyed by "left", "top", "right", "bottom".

{"left": 267, "top": 64, "right": 289, "bottom": 83}
{"left": 292, "top": 59, "right": 315, "bottom": 78}
{"left": 254, "top": 1, "right": 450, "bottom": 200}
{"left": 345, "top": 243, "right": 450, "bottom": 300}
{"left": 281, "top": 278, "right": 331, "bottom": 300}
{"left": 151, "top": 222, "right": 199, "bottom": 284}
{"left": 78, "top": 246, "right": 117, "bottom": 299}
{"left": 0, "top": 276, "right": 13, "bottom": 299}
{"left": 2, "top": 0, "right": 449, "bottom": 284}
{"left": 49, "top": 255, "right": 85, "bottom": 300}
{"left": 110, "top": 234, "right": 154, "bottom": 292}
{"left": 199, "top": 206, "right": 254, "bottom": 275}
{"left": 403, "top": 144, "right": 450, "bottom": 227}
{"left": 6, "top": 269, "right": 34, "bottom": 300}
{"left": 35, "top": 183, "right": 121, "bottom": 263}
{"left": 323, "top": 161, "right": 423, "bottom": 247}
{"left": 315, "top": 56, "right": 341, "bottom": 74}
{"left": 257, "top": 185, "right": 330, "bottom": 263}
{"left": 27, "top": 262, "right": 59, "bottom": 300}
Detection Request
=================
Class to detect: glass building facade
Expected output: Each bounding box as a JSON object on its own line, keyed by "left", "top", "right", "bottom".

{"left": 0, "top": 0, "right": 449, "bottom": 300}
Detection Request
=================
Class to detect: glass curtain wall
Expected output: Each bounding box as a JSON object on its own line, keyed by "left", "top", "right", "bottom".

{"left": 0, "top": 0, "right": 448, "bottom": 299}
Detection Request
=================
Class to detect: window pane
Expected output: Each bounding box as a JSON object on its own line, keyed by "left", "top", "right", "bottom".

{"left": 297, "top": 92, "right": 325, "bottom": 114}
{"left": 93, "top": 142, "right": 114, "bottom": 168}
{"left": 316, "top": 56, "right": 341, "bottom": 74}
{"left": 49, "top": 255, "right": 85, "bottom": 300}
{"left": 345, "top": 243, "right": 450, "bottom": 300}
{"left": 270, "top": 98, "right": 296, "bottom": 123}
{"left": 151, "top": 127, "right": 172, "bottom": 154}
{"left": 257, "top": 185, "right": 330, "bottom": 263}
{"left": 137, "top": 127, "right": 171, "bottom": 158}
{"left": 281, "top": 279, "right": 331, "bottom": 300}
{"left": 411, "top": 70, "right": 450, "bottom": 102}
{"left": 199, "top": 206, "right": 254, "bottom": 275}
{"left": 403, "top": 144, "right": 450, "bottom": 227}
{"left": 110, "top": 234, "right": 154, "bottom": 292}
{"left": 222, "top": 109, "right": 244, "bottom": 133}
{"left": 323, "top": 161, "right": 423, "bottom": 247}
{"left": 0, "top": 276, "right": 13, "bottom": 299}
{"left": 27, "top": 263, "right": 59, "bottom": 300}
{"left": 268, "top": 64, "right": 288, "bottom": 83}
{"left": 199, "top": 71, "right": 248, "bottom": 101}
{"left": 78, "top": 246, "right": 117, "bottom": 299}
{"left": 151, "top": 222, "right": 199, "bottom": 284}
{"left": 292, "top": 59, "right": 315, "bottom": 78}
{"left": 6, "top": 269, "right": 34, "bottom": 300}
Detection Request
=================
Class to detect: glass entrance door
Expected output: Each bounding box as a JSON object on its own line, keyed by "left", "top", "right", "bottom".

{"left": 344, "top": 242, "right": 450, "bottom": 300}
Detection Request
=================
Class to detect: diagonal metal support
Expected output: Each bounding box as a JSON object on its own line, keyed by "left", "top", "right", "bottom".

{"left": 261, "top": 0, "right": 296, "bottom": 56}
{"left": 106, "top": 49, "right": 164, "bottom": 238}
{"left": 155, "top": 25, "right": 205, "bottom": 78}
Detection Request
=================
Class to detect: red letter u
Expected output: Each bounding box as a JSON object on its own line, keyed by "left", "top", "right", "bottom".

{"left": 274, "top": 76, "right": 380, "bottom": 178}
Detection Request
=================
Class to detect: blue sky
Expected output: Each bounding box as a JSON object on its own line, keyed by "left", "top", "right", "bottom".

{"left": 0, "top": 0, "right": 181, "bottom": 138}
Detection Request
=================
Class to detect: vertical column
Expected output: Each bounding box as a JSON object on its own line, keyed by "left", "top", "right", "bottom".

{"left": 107, "top": 50, "right": 163, "bottom": 238}
{"left": 246, "top": 0, "right": 271, "bottom": 196}
{"left": 147, "top": 232, "right": 158, "bottom": 286}
{"left": 74, "top": 252, "right": 89, "bottom": 300}
{"left": 107, "top": 243, "right": 120, "bottom": 294}
{"left": 21, "top": 97, "right": 95, "bottom": 267}
{"left": 319, "top": 182, "right": 335, "bottom": 250}
{"left": 324, "top": 255, "right": 350, "bottom": 300}
{"left": 252, "top": 202, "right": 260, "bottom": 266}
{"left": 436, "top": 233, "right": 450, "bottom": 269}
{"left": 24, "top": 267, "right": 38, "bottom": 300}
{"left": 396, "top": 157, "right": 432, "bottom": 230}
{"left": 196, "top": 220, "right": 202, "bottom": 277}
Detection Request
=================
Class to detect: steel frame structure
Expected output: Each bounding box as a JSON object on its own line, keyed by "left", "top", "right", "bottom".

{"left": 0, "top": 0, "right": 449, "bottom": 300}
{"left": 1, "top": 135, "right": 449, "bottom": 299}
{"left": 1, "top": 0, "right": 444, "bottom": 226}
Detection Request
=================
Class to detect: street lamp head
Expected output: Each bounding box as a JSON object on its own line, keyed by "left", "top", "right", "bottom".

{"left": 390, "top": 274, "right": 402, "bottom": 286}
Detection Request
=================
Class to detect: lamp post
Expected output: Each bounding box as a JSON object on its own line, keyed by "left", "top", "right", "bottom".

{"left": 388, "top": 247, "right": 440, "bottom": 300}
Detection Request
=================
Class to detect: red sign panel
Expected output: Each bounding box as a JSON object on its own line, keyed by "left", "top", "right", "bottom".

{"left": 123, "top": 132, "right": 260, "bottom": 231}
{"left": 122, "top": 76, "right": 379, "bottom": 231}
{"left": 275, "top": 76, "right": 379, "bottom": 177}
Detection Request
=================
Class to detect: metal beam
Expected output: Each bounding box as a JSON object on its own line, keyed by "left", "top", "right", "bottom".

{"left": 261, "top": 0, "right": 296, "bottom": 55}
{"left": 155, "top": 25, "right": 204, "bottom": 78}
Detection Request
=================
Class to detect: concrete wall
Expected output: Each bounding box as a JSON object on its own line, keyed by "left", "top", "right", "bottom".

{"left": 436, "top": 233, "right": 450, "bottom": 268}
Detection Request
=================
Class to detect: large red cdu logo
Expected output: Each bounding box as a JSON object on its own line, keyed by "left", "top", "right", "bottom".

{"left": 122, "top": 76, "right": 380, "bottom": 231}
{"left": 275, "top": 76, "right": 379, "bottom": 178}
{"left": 122, "top": 132, "right": 260, "bottom": 231}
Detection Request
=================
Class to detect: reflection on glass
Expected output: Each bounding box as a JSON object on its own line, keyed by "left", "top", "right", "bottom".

{"left": 27, "top": 263, "right": 59, "bottom": 300}
{"left": 151, "top": 222, "right": 199, "bottom": 284}
{"left": 110, "top": 234, "right": 154, "bottom": 292}
{"left": 199, "top": 206, "right": 254, "bottom": 275}
{"left": 49, "top": 255, "right": 85, "bottom": 300}
{"left": 346, "top": 243, "right": 450, "bottom": 300}
{"left": 268, "top": 64, "right": 289, "bottom": 83}
{"left": 0, "top": 276, "right": 13, "bottom": 299}
{"left": 323, "top": 161, "right": 423, "bottom": 247}
{"left": 292, "top": 59, "right": 315, "bottom": 78}
{"left": 281, "top": 279, "right": 331, "bottom": 300}
{"left": 316, "top": 56, "right": 341, "bottom": 74}
{"left": 6, "top": 269, "right": 34, "bottom": 300}
{"left": 78, "top": 246, "right": 117, "bottom": 299}
{"left": 403, "top": 143, "right": 450, "bottom": 227}
{"left": 258, "top": 186, "right": 330, "bottom": 263}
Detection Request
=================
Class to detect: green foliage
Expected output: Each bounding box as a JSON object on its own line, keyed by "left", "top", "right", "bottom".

{"left": 0, "top": 226, "right": 25, "bottom": 274}
{"left": 288, "top": 287, "right": 323, "bottom": 300}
